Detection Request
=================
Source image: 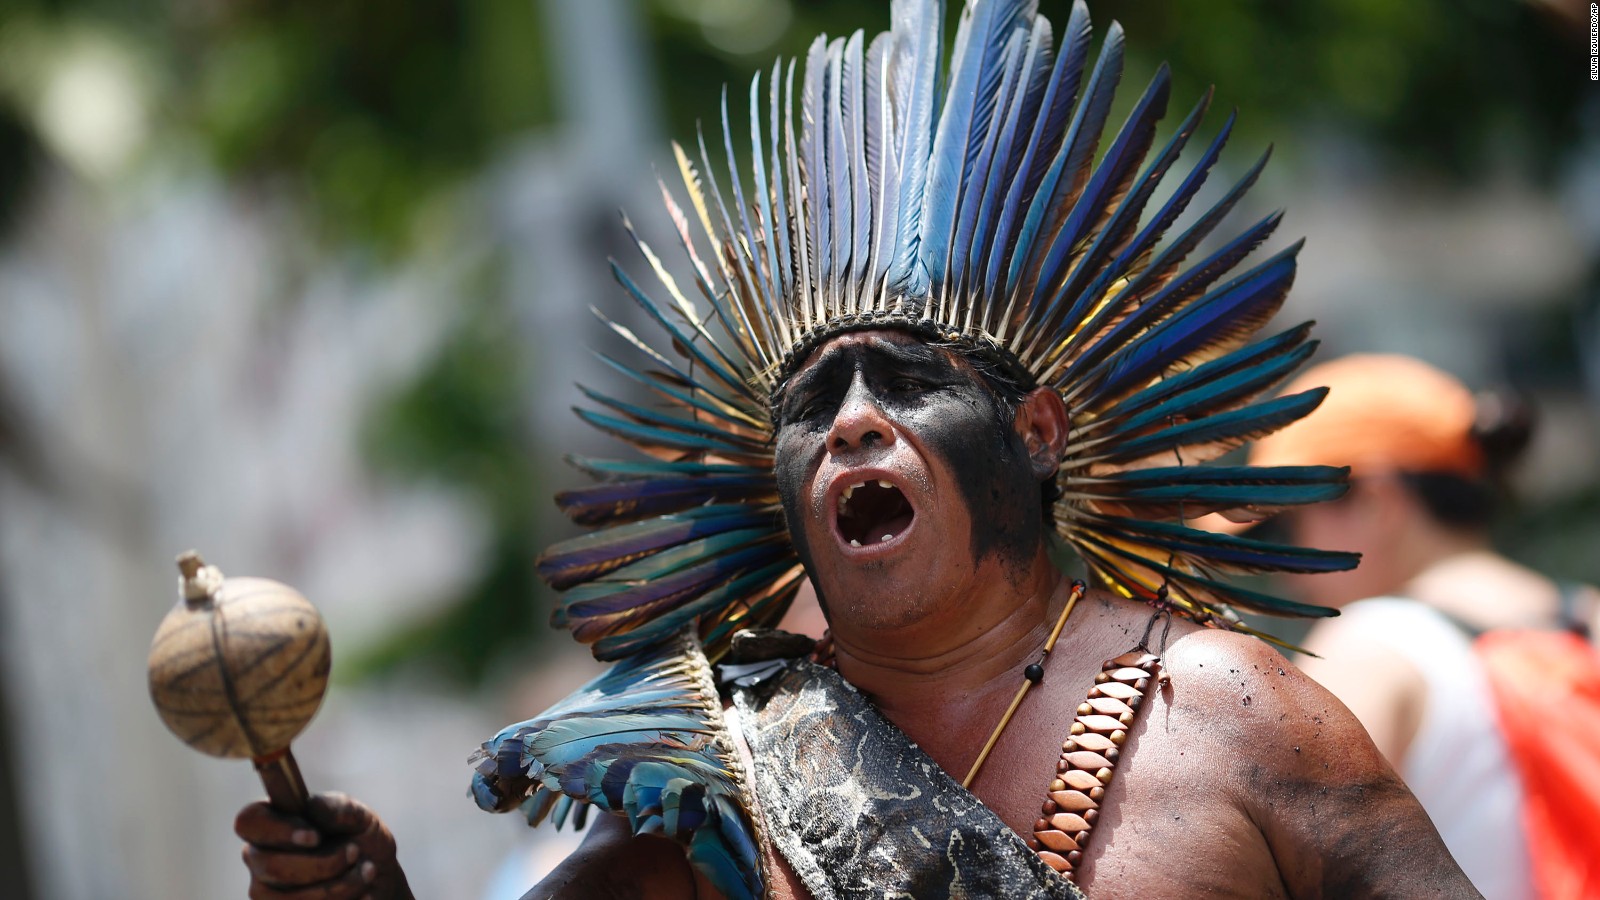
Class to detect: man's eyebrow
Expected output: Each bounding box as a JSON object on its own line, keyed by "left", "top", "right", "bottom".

{"left": 780, "top": 348, "right": 847, "bottom": 410}
{"left": 865, "top": 340, "right": 955, "bottom": 370}
{"left": 781, "top": 338, "right": 961, "bottom": 409}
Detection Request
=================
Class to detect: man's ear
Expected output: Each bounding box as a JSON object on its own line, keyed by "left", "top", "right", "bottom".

{"left": 1015, "top": 386, "right": 1070, "bottom": 481}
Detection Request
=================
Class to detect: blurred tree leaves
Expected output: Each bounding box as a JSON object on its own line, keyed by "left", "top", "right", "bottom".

{"left": 1101, "top": 0, "right": 1585, "bottom": 181}
{"left": 0, "top": 0, "right": 1590, "bottom": 685}
{"left": 179, "top": 0, "right": 555, "bottom": 253}
{"left": 352, "top": 281, "right": 545, "bottom": 685}
{"left": 3, "top": 0, "right": 1584, "bottom": 246}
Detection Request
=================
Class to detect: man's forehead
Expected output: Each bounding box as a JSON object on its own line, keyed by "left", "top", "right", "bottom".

{"left": 789, "top": 329, "right": 962, "bottom": 377}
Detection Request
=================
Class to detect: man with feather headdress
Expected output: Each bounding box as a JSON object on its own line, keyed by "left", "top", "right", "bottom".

{"left": 235, "top": 1, "right": 1479, "bottom": 897}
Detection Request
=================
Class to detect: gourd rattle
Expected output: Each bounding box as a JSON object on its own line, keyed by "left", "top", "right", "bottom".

{"left": 147, "top": 551, "right": 331, "bottom": 815}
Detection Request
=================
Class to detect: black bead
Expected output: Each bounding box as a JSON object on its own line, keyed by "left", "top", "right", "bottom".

{"left": 1024, "top": 663, "right": 1045, "bottom": 684}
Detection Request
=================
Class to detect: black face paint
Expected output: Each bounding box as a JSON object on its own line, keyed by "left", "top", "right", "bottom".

{"left": 773, "top": 334, "right": 1046, "bottom": 588}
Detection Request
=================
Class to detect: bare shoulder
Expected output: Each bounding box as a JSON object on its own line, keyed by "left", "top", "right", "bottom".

{"left": 1151, "top": 624, "right": 1480, "bottom": 898}
{"left": 1159, "top": 625, "right": 1394, "bottom": 798}
{"left": 1160, "top": 624, "right": 1363, "bottom": 745}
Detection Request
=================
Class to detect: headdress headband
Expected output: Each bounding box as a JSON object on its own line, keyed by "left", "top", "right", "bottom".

{"left": 471, "top": 3, "right": 1359, "bottom": 896}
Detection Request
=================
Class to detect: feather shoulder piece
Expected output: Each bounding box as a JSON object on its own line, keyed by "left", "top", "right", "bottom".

{"left": 471, "top": 629, "right": 764, "bottom": 899}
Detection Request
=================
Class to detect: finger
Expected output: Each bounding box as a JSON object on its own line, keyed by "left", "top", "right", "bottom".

{"left": 242, "top": 840, "right": 361, "bottom": 888}
{"left": 236, "top": 802, "right": 320, "bottom": 851}
{"left": 306, "top": 792, "right": 374, "bottom": 837}
{"left": 251, "top": 859, "right": 375, "bottom": 900}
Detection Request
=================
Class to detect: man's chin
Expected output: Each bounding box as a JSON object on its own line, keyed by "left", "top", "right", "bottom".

{"left": 811, "top": 547, "right": 955, "bottom": 630}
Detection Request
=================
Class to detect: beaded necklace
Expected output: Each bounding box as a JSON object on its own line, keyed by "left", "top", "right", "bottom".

{"left": 814, "top": 581, "right": 1172, "bottom": 885}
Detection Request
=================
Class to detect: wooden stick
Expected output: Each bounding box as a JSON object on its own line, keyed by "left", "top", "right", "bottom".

{"left": 254, "top": 748, "right": 310, "bottom": 816}
{"left": 963, "top": 582, "right": 1086, "bottom": 788}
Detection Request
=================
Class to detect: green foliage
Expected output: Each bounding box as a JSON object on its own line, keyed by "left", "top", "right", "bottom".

{"left": 178, "top": 0, "right": 555, "bottom": 253}
{"left": 1101, "top": 0, "right": 1583, "bottom": 180}
{"left": 348, "top": 283, "right": 547, "bottom": 685}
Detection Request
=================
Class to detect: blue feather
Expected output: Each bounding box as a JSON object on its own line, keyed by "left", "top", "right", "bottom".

{"left": 1007, "top": 21, "right": 1124, "bottom": 295}
{"left": 470, "top": 634, "right": 764, "bottom": 899}
{"left": 1061, "top": 98, "right": 1226, "bottom": 350}
{"left": 1021, "top": 64, "right": 1171, "bottom": 356}
{"left": 1097, "top": 387, "right": 1327, "bottom": 466}
{"left": 1071, "top": 465, "right": 1351, "bottom": 519}
{"left": 803, "top": 35, "right": 832, "bottom": 311}
{"left": 765, "top": 61, "right": 794, "bottom": 305}
{"left": 575, "top": 385, "right": 769, "bottom": 451}
{"left": 886, "top": 0, "right": 944, "bottom": 297}
{"left": 1073, "top": 230, "right": 1296, "bottom": 401}
{"left": 608, "top": 263, "right": 760, "bottom": 403}
{"left": 594, "top": 559, "right": 800, "bottom": 660}
{"left": 826, "top": 37, "right": 849, "bottom": 296}
{"left": 965, "top": 17, "right": 1052, "bottom": 299}
{"left": 719, "top": 88, "right": 777, "bottom": 332}
{"left": 538, "top": 505, "right": 781, "bottom": 589}
{"left": 985, "top": 2, "right": 1089, "bottom": 301}
{"left": 844, "top": 31, "right": 872, "bottom": 293}
{"left": 590, "top": 352, "right": 764, "bottom": 431}
{"left": 573, "top": 407, "right": 764, "bottom": 458}
{"left": 920, "top": 0, "right": 1032, "bottom": 288}
{"left": 948, "top": 25, "right": 1029, "bottom": 296}
{"left": 1084, "top": 514, "right": 1359, "bottom": 574}
{"left": 1091, "top": 324, "right": 1314, "bottom": 425}
{"left": 561, "top": 541, "right": 791, "bottom": 643}
{"left": 1075, "top": 531, "right": 1341, "bottom": 617}
{"left": 1033, "top": 85, "right": 1212, "bottom": 379}
{"left": 1070, "top": 141, "right": 1272, "bottom": 349}
{"left": 563, "top": 457, "right": 762, "bottom": 480}
{"left": 1087, "top": 337, "right": 1318, "bottom": 440}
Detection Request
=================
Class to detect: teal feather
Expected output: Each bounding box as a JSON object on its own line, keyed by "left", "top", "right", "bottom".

{"left": 1067, "top": 464, "right": 1351, "bottom": 521}
{"left": 1084, "top": 513, "right": 1359, "bottom": 575}
{"left": 575, "top": 386, "right": 769, "bottom": 451}
{"left": 1093, "top": 388, "right": 1328, "bottom": 467}
{"left": 470, "top": 633, "right": 763, "bottom": 900}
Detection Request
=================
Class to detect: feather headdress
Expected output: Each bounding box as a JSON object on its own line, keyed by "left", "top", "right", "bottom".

{"left": 472, "top": 2, "right": 1357, "bottom": 895}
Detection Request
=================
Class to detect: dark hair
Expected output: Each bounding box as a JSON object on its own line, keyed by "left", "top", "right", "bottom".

{"left": 1401, "top": 389, "right": 1535, "bottom": 530}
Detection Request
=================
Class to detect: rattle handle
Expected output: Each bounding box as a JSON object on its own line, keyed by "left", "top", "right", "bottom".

{"left": 253, "top": 748, "right": 310, "bottom": 816}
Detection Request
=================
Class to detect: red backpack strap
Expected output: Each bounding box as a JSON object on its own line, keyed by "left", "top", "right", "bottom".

{"left": 1477, "top": 629, "right": 1600, "bottom": 900}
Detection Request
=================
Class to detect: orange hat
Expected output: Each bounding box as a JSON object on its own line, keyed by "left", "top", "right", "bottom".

{"left": 1248, "top": 354, "right": 1484, "bottom": 479}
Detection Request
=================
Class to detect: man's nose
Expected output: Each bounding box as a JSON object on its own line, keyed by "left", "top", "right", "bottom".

{"left": 826, "top": 378, "right": 895, "bottom": 454}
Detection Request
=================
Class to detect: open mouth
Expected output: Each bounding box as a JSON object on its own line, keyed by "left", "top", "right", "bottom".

{"left": 836, "top": 479, "right": 916, "bottom": 548}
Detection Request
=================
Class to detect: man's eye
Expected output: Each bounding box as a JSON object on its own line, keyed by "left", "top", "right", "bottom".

{"left": 788, "top": 398, "right": 826, "bottom": 421}
{"left": 887, "top": 377, "right": 925, "bottom": 393}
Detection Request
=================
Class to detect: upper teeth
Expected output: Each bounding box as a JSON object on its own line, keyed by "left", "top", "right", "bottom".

{"left": 878, "top": 480, "right": 892, "bottom": 488}
{"left": 841, "top": 481, "right": 866, "bottom": 505}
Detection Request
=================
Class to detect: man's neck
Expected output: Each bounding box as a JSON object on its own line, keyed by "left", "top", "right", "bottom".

{"left": 826, "top": 551, "right": 1070, "bottom": 776}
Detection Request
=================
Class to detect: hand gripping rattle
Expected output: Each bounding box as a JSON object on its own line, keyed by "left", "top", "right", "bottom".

{"left": 147, "top": 551, "right": 331, "bottom": 814}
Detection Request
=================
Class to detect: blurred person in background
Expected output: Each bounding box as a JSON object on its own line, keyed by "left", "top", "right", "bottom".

{"left": 1251, "top": 353, "right": 1600, "bottom": 900}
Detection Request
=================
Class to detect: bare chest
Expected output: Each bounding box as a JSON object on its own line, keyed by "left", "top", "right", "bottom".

{"left": 750, "top": 675, "right": 1287, "bottom": 899}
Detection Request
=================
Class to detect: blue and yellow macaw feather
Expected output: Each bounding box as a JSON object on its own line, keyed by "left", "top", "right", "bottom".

{"left": 523, "top": 0, "right": 1358, "bottom": 663}
{"left": 471, "top": 632, "right": 765, "bottom": 900}
{"left": 476, "top": 0, "right": 1375, "bottom": 893}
